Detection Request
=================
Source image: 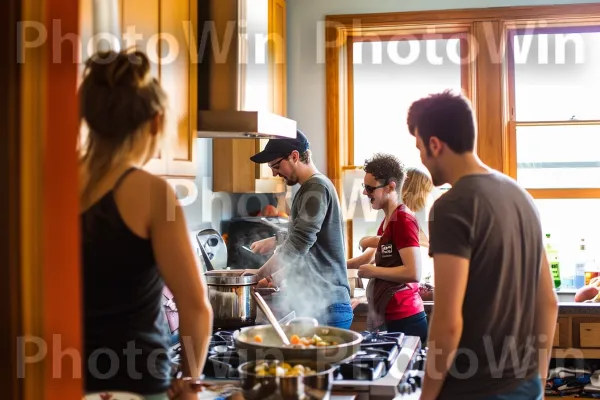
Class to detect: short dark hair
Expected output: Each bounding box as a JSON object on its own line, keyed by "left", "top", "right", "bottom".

{"left": 408, "top": 90, "right": 475, "bottom": 154}
{"left": 363, "top": 153, "right": 406, "bottom": 191}
{"left": 406, "top": 98, "right": 426, "bottom": 135}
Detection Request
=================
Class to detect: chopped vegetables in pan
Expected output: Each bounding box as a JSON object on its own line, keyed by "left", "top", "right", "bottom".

{"left": 252, "top": 334, "right": 337, "bottom": 348}
{"left": 288, "top": 334, "right": 337, "bottom": 348}
{"left": 254, "top": 361, "right": 316, "bottom": 377}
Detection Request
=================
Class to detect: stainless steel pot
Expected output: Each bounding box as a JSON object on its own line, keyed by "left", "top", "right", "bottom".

{"left": 205, "top": 271, "right": 279, "bottom": 330}
{"left": 237, "top": 359, "right": 336, "bottom": 400}
{"left": 233, "top": 321, "right": 362, "bottom": 364}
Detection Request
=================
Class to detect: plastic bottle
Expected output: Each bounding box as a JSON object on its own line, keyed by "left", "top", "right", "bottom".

{"left": 545, "top": 233, "right": 561, "bottom": 289}
{"left": 584, "top": 259, "right": 600, "bottom": 286}
{"left": 575, "top": 238, "right": 587, "bottom": 289}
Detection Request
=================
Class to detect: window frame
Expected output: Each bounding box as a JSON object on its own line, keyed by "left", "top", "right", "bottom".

{"left": 325, "top": 4, "right": 600, "bottom": 258}
{"left": 505, "top": 22, "right": 600, "bottom": 198}
{"left": 341, "top": 29, "right": 472, "bottom": 257}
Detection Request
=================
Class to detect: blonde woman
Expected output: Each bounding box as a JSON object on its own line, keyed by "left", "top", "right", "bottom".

{"left": 79, "top": 49, "right": 212, "bottom": 399}
{"left": 402, "top": 167, "right": 434, "bottom": 247}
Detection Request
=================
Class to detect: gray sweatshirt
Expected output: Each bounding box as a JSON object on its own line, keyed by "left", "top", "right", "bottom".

{"left": 275, "top": 174, "right": 351, "bottom": 316}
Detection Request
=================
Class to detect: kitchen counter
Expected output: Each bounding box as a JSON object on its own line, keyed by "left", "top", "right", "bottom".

{"left": 350, "top": 288, "right": 600, "bottom": 336}
{"left": 351, "top": 290, "right": 600, "bottom": 315}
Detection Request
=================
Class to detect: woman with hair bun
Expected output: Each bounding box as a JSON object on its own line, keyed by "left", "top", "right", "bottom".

{"left": 79, "top": 49, "right": 212, "bottom": 399}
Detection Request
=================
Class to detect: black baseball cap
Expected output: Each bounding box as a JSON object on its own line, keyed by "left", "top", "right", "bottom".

{"left": 249, "top": 129, "right": 310, "bottom": 164}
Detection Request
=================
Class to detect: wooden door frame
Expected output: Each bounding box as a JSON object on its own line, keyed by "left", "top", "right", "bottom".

{"left": 12, "top": 0, "right": 83, "bottom": 399}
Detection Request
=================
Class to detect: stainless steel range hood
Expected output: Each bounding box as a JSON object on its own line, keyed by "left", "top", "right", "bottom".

{"left": 197, "top": 0, "right": 297, "bottom": 139}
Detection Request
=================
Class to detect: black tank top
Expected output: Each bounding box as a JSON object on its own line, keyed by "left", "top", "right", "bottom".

{"left": 81, "top": 168, "right": 171, "bottom": 394}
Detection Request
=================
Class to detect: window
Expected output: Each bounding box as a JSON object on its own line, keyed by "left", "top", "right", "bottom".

{"left": 508, "top": 27, "right": 600, "bottom": 191}
{"left": 327, "top": 5, "right": 600, "bottom": 270}
{"left": 506, "top": 26, "right": 600, "bottom": 287}
{"left": 341, "top": 33, "right": 467, "bottom": 260}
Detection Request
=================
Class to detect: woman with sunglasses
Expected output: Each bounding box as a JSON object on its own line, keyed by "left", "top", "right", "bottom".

{"left": 347, "top": 153, "right": 427, "bottom": 343}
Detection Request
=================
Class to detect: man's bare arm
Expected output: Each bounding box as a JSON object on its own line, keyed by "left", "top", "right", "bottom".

{"left": 535, "top": 248, "right": 559, "bottom": 380}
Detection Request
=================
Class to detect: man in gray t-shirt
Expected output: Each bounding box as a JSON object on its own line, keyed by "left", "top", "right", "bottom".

{"left": 406, "top": 90, "right": 558, "bottom": 400}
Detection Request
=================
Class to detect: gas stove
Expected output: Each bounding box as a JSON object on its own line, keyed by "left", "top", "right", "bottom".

{"left": 197, "top": 330, "right": 425, "bottom": 399}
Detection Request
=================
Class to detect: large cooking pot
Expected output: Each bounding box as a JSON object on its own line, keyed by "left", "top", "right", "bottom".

{"left": 205, "top": 270, "right": 278, "bottom": 330}
{"left": 233, "top": 321, "right": 362, "bottom": 364}
{"left": 237, "top": 359, "right": 336, "bottom": 400}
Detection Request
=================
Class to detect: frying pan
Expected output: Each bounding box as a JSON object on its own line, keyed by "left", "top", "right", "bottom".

{"left": 233, "top": 321, "right": 363, "bottom": 364}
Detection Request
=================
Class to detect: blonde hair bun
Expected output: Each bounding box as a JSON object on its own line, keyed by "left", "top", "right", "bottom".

{"left": 78, "top": 48, "right": 167, "bottom": 140}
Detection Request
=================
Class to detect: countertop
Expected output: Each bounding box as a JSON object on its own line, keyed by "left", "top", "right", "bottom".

{"left": 351, "top": 289, "right": 600, "bottom": 315}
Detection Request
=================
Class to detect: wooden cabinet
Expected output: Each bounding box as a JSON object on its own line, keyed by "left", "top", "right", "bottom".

{"left": 79, "top": 0, "right": 197, "bottom": 177}
{"left": 579, "top": 321, "right": 600, "bottom": 347}
{"left": 553, "top": 317, "right": 571, "bottom": 348}
{"left": 122, "top": 0, "right": 197, "bottom": 177}
{"left": 551, "top": 314, "right": 600, "bottom": 359}
{"left": 158, "top": 0, "right": 197, "bottom": 177}
{"left": 212, "top": 0, "right": 288, "bottom": 193}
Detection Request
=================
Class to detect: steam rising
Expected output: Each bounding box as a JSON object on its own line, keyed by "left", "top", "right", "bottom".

{"left": 272, "top": 250, "right": 348, "bottom": 324}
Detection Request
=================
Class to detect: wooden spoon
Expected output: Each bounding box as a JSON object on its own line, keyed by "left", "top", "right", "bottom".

{"left": 252, "top": 291, "right": 290, "bottom": 345}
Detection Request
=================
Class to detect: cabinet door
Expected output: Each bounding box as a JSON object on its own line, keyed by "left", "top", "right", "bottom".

{"left": 160, "top": 0, "right": 197, "bottom": 176}
{"left": 121, "top": 0, "right": 167, "bottom": 175}
{"left": 270, "top": 0, "right": 286, "bottom": 117}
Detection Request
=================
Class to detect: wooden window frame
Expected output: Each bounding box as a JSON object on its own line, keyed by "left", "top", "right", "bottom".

{"left": 339, "top": 28, "right": 473, "bottom": 257}
{"left": 505, "top": 22, "right": 600, "bottom": 199}
{"left": 325, "top": 3, "right": 600, "bottom": 257}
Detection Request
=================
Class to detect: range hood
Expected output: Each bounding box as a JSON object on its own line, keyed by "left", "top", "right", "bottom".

{"left": 197, "top": 0, "right": 297, "bottom": 139}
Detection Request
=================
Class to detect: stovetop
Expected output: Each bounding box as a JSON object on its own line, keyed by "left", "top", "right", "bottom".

{"left": 200, "top": 330, "right": 411, "bottom": 381}
{"left": 182, "top": 329, "right": 425, "bottom": 399}
{"left": 336, "top": 331, "right": 405, "bottom": 381}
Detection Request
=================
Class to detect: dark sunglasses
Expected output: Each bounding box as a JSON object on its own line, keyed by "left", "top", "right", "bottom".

{"left": 362, "top": 182, "right": 387, "bottom": 193}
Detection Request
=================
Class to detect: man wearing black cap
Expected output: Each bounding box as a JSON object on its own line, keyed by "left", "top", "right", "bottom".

{"left": 248, "top": 130, "right": 353, "bottom": 329}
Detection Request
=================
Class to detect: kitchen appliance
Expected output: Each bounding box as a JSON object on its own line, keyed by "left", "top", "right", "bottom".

{"left": 196, "top": 229, "right": 228, "bottom": 271}
{"left": 201, "top": 330, "right": 424, "bottom": 399}
{"left": 205, "top": 270, "right": 279, "bottom": 330}
{"left": 197, "top": 0, "right": 297, "bottom": 139}
{"left": 224, "top": 216, "right": 289, "bottom": 270}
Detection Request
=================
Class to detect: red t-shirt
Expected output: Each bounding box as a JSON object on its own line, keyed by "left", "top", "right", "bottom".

{"left": 376, "top": 205, "right": 424, "bottom": 321}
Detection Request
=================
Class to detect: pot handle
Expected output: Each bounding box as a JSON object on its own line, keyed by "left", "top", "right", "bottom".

{"left": 254, "top": 287, "right": 279, "bottom": 295}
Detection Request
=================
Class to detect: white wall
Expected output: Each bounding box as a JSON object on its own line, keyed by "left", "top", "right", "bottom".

{"left": 286, "top": 0, "right": 599, "bottom": 172}
{"left": 182, "top": 139, "right": 281, "bottom": 232}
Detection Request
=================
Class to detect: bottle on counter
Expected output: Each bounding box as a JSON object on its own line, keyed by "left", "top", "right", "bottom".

{"left": 575, "top": 238, "right": 588, "bottom": 289}
{"left": 584, "top": 258, "right": 600, "bottom": 286}
{"left": 545, "top": 233, "right": 561, "bottom": 289}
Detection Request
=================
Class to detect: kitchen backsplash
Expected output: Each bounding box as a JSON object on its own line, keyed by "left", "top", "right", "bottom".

{"left": 170, "top": 139, "right": 287, "bottom": 231}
